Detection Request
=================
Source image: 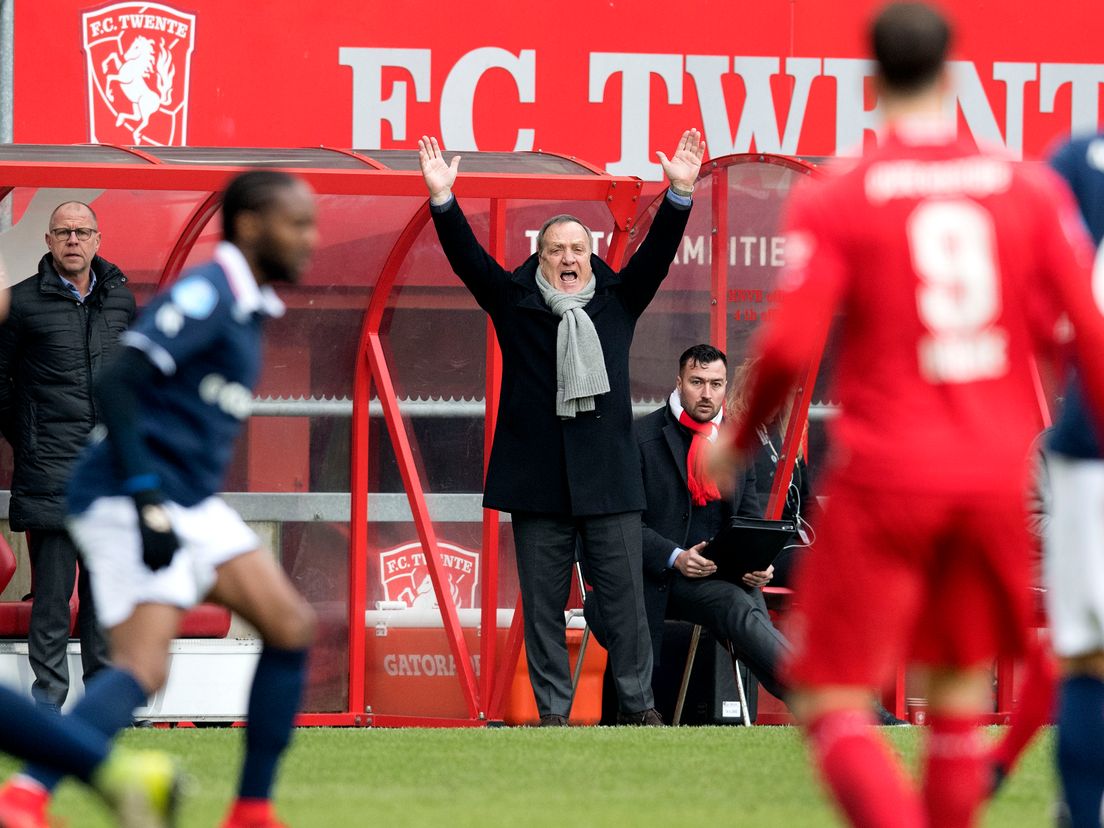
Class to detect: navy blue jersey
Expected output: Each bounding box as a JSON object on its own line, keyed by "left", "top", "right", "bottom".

{"left": 68, "top": 243, "right": 284, "bottom": 512}
{"left": 1049, "top": 135, "right": 1104, "bottom": 459}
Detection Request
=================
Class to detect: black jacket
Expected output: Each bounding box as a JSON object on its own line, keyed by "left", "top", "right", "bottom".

{"left": 0, "top": 254, "right": 136, "bottom": 530}
{"left": 431, "top": 196, "right": 691, "bottom": 515}
{"left": 636, "top": 406, "right": 761, "bottom": 663}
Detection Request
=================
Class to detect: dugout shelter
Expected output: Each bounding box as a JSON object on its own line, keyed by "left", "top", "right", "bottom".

{"left": 0, "top": 144, "right": 817, "bottom": 726}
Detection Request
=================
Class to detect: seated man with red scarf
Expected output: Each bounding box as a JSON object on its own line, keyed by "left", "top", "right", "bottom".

{"left": 586, "top": 344, "right": 790, "bottom": 704}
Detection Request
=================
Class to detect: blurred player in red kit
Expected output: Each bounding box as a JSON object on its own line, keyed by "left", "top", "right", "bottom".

{"left": 710, "top": 3, "right": 1104, "bottom": 826}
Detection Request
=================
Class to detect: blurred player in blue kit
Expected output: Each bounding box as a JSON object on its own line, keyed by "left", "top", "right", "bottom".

{"left": 1045, "top": 133, "right": 1104, "bottom": 828}
{"left": 0, "top": 170, "right": 319, "bottom": 828}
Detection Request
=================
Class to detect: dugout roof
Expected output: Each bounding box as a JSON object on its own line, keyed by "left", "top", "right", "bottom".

{"left": 0, "top": 145, "right": 817, "bottom": 726}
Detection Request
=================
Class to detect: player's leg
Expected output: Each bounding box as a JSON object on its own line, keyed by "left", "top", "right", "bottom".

{"left": 919, "top": 492, "right": 1035, "bottom": 827}
{"left": 919, "top": 667, "right": 993, "bottom": 828}
{"left": 0, "top": 607, "right": 181, "bottom": 828}
{"left": 1046, "top": 453, "right": 1104, "bottom": 827}
{"left": 0, "top": 682, "right": 178, "bottom": 828}
{"left": 1055, "top": 652, "right": 1104, "bottom": 828}
{"left": 0, "top": 683, "right": 108, "bottom": 778}
{"left": 792, "top": 686, "right": 923, "bottom": 828}
{"left": 785, "top": 484, "right": 928, "bottom": 828}
{"left": 205, "top": 547, "right": 315, "bottom": 828}
{"left": 989, "top": 635, "right": 1058, "bottom": 792}
{"left": 15, "top": 605, "right": 180, "bottom": 794}
{"left": 5, "top": 496, "right": 186, "bottom": 828}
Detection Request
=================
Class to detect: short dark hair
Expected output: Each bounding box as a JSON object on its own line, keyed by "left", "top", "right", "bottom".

{"left": 678, "top": 344, "right": 727, "bottom": 372}
{"left": 536, "top": 214, "right": 592, "bottom": 255}
{"left": 870, "top": 2, "right": 951, "bottom": 95}
{"left": 221, "top": 169, "right": 300, "bottom": 243}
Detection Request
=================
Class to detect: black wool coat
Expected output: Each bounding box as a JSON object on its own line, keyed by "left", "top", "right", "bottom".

{"left": 431, "top": 196, "right": 691, "bottom": 515}
{"left": 0, "top": 254, "right": 136, "bottom": 530}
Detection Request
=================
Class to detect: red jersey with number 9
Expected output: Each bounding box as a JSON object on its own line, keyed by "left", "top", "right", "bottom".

{"left": 735, "top": 121, "right": 1104, "bottom": 494}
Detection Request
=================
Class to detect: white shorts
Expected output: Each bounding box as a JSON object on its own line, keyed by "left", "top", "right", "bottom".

{"left": 1045, "top": 453, "right": 1104, "bottom": 657}
{"left": 68, "top": 496, "right": 260, "bottom": 629}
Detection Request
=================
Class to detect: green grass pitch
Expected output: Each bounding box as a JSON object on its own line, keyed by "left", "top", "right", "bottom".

{"left": 0, "top": 725, "right": 1060, "bottom": 827}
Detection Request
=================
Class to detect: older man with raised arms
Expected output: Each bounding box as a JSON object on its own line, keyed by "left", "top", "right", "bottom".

{"left": 419, "top": 130, "right": 704, "bottom": 724}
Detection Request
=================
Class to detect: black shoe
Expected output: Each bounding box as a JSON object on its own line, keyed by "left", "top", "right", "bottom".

{"left": 539, "top": 714, "right": 568, "bottom": 727}
{"left": 989, "top": 761, "right": 1008, "bottom": 797}
{"left": 617, "top": 707, "right": 665, "bottom": 726}
{"left": 1051, "top": 799, "right": 1072, "bottom": 827}
{"left": 873, "top": 701, "right": 909, "bottom": 726}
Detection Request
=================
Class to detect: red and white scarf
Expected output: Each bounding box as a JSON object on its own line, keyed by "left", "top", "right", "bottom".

{"left": 668, "top": 389, "right": 723, "bottom": 506}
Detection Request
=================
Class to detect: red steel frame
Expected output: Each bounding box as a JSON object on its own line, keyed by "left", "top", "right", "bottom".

{"left": 0, "top": 146, "right": 646, "bottom": 727}
{"left": 701, "top": 154, "right": 819, "bottom": 524}
{"left": 18, "top": 148, "right": 988, "bottom": 729}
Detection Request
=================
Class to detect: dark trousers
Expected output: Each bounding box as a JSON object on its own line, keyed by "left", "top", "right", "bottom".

{"left": 667, "top": 575, "right": 790, "bottom": 700}
{"left": 27, "top": 529, "right": 110, "bottom": 709}
{"left": 511, "top": 511, "right": 654, "bottom": 717}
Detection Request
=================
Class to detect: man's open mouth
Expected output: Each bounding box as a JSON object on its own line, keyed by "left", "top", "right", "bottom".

{"left": 559, "top": 270, "right": 578, "bottom": 283}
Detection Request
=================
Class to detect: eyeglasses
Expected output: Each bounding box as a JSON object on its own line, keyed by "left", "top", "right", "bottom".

{"left": 49, "top": 227, "right": 98, "bottom": 241}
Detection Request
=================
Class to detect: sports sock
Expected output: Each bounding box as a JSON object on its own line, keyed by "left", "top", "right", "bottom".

{"left": 0, "top": 685, "right": 108, "bottom": 783}
{"left": 26, "top": 668, "right": 147, "bottom": 791}
{"left": 224, "top": 797, "right": 275, "bottom": 826}
{"left": 992, "top": 640, "right": 1058, "bottom": 779}
{"left": 922, "top": 712, "right": 988, "bottom": 828}
{"left": 1057, "top": 675, "right": 1104, "bottom": 827}
{"left": 238, "top": 646, "right": 308, "bottom": 800}
{"left": 806, "top": 708, "right": 923, "bottom": 828}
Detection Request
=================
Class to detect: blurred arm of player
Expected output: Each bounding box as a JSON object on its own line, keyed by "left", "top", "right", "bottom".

{"left": 93, "top": 348, "right": 180, "bottom": 570}
{"left": 707, "top": 182, "right": 845, "bottom": 488}
{"left": 1037, "top": 170, "right": 1104, "bottom": 439}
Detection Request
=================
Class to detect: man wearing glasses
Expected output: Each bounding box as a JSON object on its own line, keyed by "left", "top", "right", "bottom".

{"left": 0, "top": 201, "right": 135, "bottom": 712}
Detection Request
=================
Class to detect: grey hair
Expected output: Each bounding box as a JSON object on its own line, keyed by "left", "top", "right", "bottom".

{"left": 536, "top": 214, "right": 592, "bottom": 255}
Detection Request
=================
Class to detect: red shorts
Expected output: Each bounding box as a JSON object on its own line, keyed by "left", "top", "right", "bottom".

{"left": 783, "top": 481, "right": 1032, "bottom": 689}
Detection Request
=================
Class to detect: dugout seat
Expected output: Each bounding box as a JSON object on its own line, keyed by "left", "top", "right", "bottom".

{"left": 178, "top": 603, "right": 232, "bottom": 638}
{"left": 671, "top": 586, "right": 794, "bottom": 726}
{"left": 0, "top": 532, "right": 77, "bottom": 638}
{"left": 0, "top": 530, "right": 230, "bottom": 639}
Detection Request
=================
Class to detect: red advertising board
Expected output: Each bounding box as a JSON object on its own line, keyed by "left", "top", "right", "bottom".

{"left": 13, "top": 0, "right": 1104, "bottom": 175}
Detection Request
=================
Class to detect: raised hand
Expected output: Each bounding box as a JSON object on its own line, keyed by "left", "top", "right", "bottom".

{"left": 656, "top": 128, "right": 706, "bottom": 193}
{"left": 418, "top": 136, "right": 461, "bottom": 205}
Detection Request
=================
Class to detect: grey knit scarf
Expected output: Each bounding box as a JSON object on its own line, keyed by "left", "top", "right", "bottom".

{"left": 535, "top": 271, "right": 610, "bottom": 418}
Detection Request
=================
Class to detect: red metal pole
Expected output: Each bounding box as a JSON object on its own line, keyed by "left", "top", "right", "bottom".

{"left": 481, "top": 197, "right": 506, "bottom": 711}
{"left": 347, "top": 338, "right": 373, "bottom": 721}
{"left": 710, "top": 165, "right": 729, "bottom": 353}
{"left": 605, "top": 226, "right": 630, "bottom": 270}
{"left": 366, "top": 332, "right": 481, "bottom": 718}
{"left": 762, "top": 356, "right": 820, "bottom": 521}
{"left": 353, "top": 205, "right": 433, "bottom": 722}
{"left": 488, "top": 594, "right": 526, "bottom": 720}
{"left": 157, "top": 191, "right": 221, "bottom": 288}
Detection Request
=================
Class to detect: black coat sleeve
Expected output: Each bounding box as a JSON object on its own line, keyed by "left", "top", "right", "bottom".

{"left": 430, "top": 198, "right": 513, "bottom": 316}
{"left": 617, "top": 194, "right": 692, "bottom": 318}
{"left": 641, "top": 522, "right": 681, "bottom": 580}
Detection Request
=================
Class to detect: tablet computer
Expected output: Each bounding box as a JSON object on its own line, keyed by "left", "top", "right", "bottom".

{"left": 705, "top": 516, "right": 797, "bottom": 582}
